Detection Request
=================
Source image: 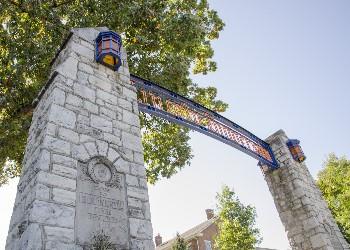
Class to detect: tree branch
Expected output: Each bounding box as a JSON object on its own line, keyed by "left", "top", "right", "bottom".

{"left": 51, "top": 0, "right": 75, "bottom": 8}
{"left": 8, "top": 0, "right": 27, "bottom": 13}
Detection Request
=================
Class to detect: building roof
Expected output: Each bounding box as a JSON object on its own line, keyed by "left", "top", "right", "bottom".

{"left": 156, "top": 217, "right": 217, "bottom": 250}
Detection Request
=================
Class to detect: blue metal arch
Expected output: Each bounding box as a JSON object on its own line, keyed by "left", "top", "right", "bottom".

{"left": 131, "top": 74, "right": 278, "bottom": 170}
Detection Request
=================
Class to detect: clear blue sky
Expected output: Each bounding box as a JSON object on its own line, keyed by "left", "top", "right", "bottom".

{"left": 1, "top": 1, "right": 350, "bottom": 249}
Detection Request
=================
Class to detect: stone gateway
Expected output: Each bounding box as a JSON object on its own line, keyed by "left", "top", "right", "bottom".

{"left": 5, "top": 26, "right": 349, "bottom": 250}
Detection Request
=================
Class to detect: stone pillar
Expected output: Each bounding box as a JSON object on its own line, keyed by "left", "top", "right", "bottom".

{"left": 6, "top": 27, "right": 154, "bottom": 250}
{"left": 263, "top": 130, "right": 349, "bottom": 250}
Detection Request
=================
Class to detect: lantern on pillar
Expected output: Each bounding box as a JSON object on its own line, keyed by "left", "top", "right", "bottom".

{"left": 95, "top": 31, "right": 122, "bottom": 71}
{"left": 287, "top": 139, "right": 306, "bottom": 163}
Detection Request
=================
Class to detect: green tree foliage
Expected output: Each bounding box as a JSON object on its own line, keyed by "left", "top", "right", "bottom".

{"left": 317, "top": 154, "right": 350, "bottom": 243}
{"left": 91, "top": 231, "right": 116, "bottom": 250}
{"left": 215, "top": 185, "right": 261, "bottom": 250}
{"left": 172, "top": 233, "right": 188, "bottom": 250}
{"left": 0, "top": 0, "right": 227, "bottom": 185}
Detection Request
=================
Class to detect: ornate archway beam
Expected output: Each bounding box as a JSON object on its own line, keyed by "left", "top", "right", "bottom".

{"left": 130, "top": 74, "right": 278, "bottom": 169}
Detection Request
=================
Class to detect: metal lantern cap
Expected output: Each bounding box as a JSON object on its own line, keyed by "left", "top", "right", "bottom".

{"left": 95, "top": 31, "right": 122, "bottom": 71}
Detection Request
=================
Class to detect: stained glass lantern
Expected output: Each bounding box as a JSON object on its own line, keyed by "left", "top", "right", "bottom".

{"left": 287, "top": 139, "right": 306, "bottom": 163}
{"left": 95, "top": 31, "right": 122, "bottom": 71}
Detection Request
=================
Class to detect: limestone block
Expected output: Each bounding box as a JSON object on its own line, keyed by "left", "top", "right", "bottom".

{"left": 123, "top": 86, "right": 136, "bottom": 99}
{"left": 56, "top": 56, "right": 78, "bottom": 80}
{"left": 29, "top": 200, "right": 75, "bottom": 228}
{"left": 79, "top": 134, "right": 95, "bottom": 143}
{"left": 128, "top": 197, "right": 143, "bottom": 209}
{"left": 130, "top": 163, "right": 147, "bottom": 177}
{"left": 46, "top": 123, "right": 57, "bottom": 136}
{"left": 113, "top": 120, "right": 131, "bottom": 132}
{"left": 139, "top": 178, "right": 148, "bottom": 189}
{"left": 77, "top": 71, "right": 89, "bottom": 82}
{"left": 52, "top": 154, "right": 77, "bottom": 168}
{"left": 129, "top": 218, "right": 153, "bottom": 239}
{"left": 134, "top": 152, "right": 144, "bottom": 164}
{"left": 77, "top": 114, "right": 89, "bottom": 126}
{"left": 17, "top": 223, "right": 43, "bottom": 250}
{"left": 52, "top": 188, "right": 76, "bottom": 206}
{"left": 120, "top": 148, "right": 134, "bottom": 162}
{"left": 36, "top": 149, "right": 50, "bottom": 171}
{"left": 123, "top": 109, "right": 140, "bottom": 126}
{"left": 43, "top": 136, "right": 71, "bottom": 155}
{"left": 142, "top": 202, "right": 152, "bottom": 220}
{"left": 37, "top": 171, "right": 76, "bottom": 190}
{"left": 103, "top": 132, "right": 121, "bottom": 146}
{"left": 84, "top": 142, "right": 98, "bottom": 157}
{"left": 71, "top": 27, "right": 107, "bottom": 44}
{"left": 44, "top": 226, "right": 74, "bottom": 243}
{"left": 130, "top": 239, "right": 155, "bottom": 250}
{"left": 100, "top": 106, "right": 116, "bottom": 120}
{"left": 122, "top": 131, "right": 142, "bottom": 152}
{"left": 81, "top": 39, "right": 94, "bottom": 50}
{"left": 70, "top": 41, "right": 94, "bottom": 59}
{"left": 45, "top": 241, "right": 76, "bottom": 250}
{"left": 126, "top": 174, "right": 139, "bottom": 187}
{"left": 89, "top": 75, "right": 112, "bottom": 91}
{"left": 127, "top": 186, "right": 149, "bottom": 201}
{"left": 72, "top": 144, "right": 90, "bottom": 162}
{"left": 50, "top": 88, "right": 66, "bottom": 106}
{"left": 73, "top": 83, "right": 96, "bottom": 102}
{"left": 52, "top": 164, "right": 77, "bottom": 179}
{"left": 78, "top": 62, "right": 94, "bottom": 74}
{"left": 90, "top": 114, "right": 113, "bottom": 133}
{"left": 129, "top": 207, "right": 145, "bottom": 219}
{"left": 24, "top": 183, "right": 50, "bottom": 209}
{"left": 120, "top": 75, "right": 131, "bottom": 84}
{"left": 48, "top": 104, "right": 76, "bottom": 129}
{"left": 96, "top": 140, "right": 108, "bottom": 156}
{"left": 107, "top": 147, "right": 120, "bottom": 162}
{"left": 310, "top": 234, "right": 328, "bottom": 248}
{"left": 58, "top": 127, "right": 79, "bottom": 144}
{"left": 113, "top": 158, "right": 130, "bottom": 174}
{"left": 66, "top": 93, "right": 83, "bottom": 107}
{"left": 131, "top": 126, "right": 141, "bottom": 137}
{"left": 96, "top": 89, "right": 119, "bottom": 105}
{"left": 96, "top": 98, "right": 105, "bottom": 106}
{"left": 84, "top": 100, "right": 99, "bottom": 114}
{"left": 118, "top": 98, "right": 132, "bottom": 111}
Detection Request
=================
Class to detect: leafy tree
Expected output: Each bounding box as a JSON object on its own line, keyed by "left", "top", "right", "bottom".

{"left": 172, "top": 233, "right": 188, "bottom": 250}
{"left": 215, "top": 185, "right": 262, "bottom": 250}
{"left": 0, "top": 0, "right": 227, "bottom": 185}
{"left": 317, "top": 154, "right": 350, "bottom": 243}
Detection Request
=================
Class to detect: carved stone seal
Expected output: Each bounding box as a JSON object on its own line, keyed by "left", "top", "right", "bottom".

{"left": 87, "top": 157, "right": 120, "bottom": 188}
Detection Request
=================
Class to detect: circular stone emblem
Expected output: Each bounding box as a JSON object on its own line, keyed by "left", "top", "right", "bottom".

{"left": 87, "top": 157, "right": 120, "bottom": 188}
{"left": 93, "top": 163, "right": 112, "bottom": 182}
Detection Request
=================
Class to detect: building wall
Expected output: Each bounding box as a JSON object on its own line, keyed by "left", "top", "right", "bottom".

{"left": 197, "top": 223, "right": 218, "bottom": 250}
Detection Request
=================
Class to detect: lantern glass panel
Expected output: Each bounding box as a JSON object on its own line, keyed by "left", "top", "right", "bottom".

{"left": 98, "top": 42, "right": 102, "bottom": 53}
{"left": 112, "top": 40, "right": 119, "bottom": 51}
{"left": 105, "top": 41, "right": 110, "bottom": 49}
{"left": 103, "top": 54, "right": 115, "bottom": 66}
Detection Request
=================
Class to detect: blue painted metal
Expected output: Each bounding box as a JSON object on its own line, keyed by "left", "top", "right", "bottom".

{"left": 287, "top": 139, "right": 306, "bottom": 163}
{"left": 130, "top": 74, "right": 279, "bottom": 169}
{"left": 95, "top": 31, "right": 122, "bottom": 71}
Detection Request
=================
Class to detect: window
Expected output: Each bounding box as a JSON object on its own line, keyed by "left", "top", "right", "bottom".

{"left": 204, "top": 240, "right": 212, "bottom": 250}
